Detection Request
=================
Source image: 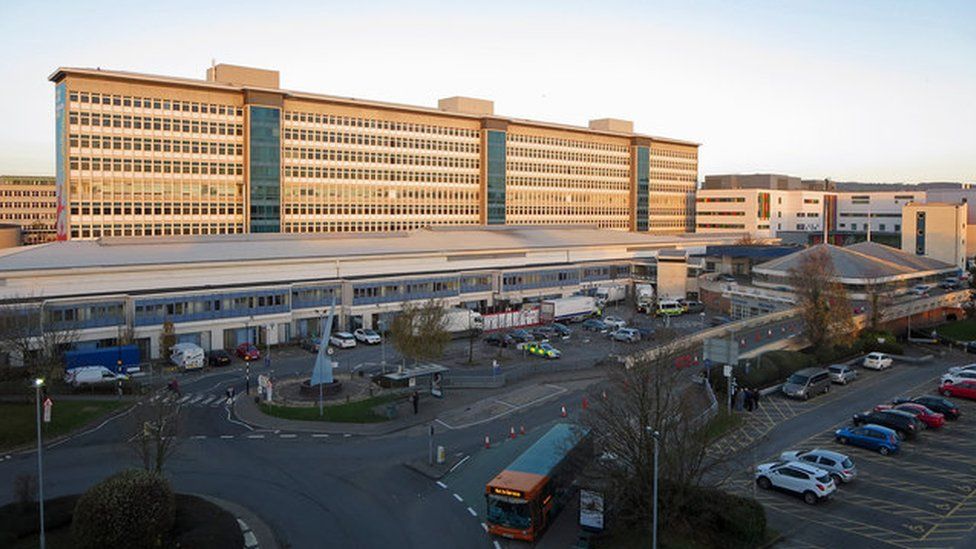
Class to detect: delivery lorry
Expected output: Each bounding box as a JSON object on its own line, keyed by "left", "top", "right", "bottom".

{"left": 64, "top": 345, "right": 141, "bottom": 375}
{"left": 540, "top": 296, "right": 598, "bottom": 323}
{"left": 636, "top": 284, "right": 656, "bottom": 314}
{"left": 170, "top": 342, "right": 205, "bottom": 371}
{"left": 594, "top": 284, "right": 626, "bottom": 306}
{"left": 441, "top": 308, "right": 485, "bottom": 338}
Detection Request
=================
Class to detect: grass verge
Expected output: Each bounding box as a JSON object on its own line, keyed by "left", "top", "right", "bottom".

{"left": 704, "top": 410, "right": 743, "bottom": 441}
{"left": 0, "top": 400, "right": 127, "bottom": 452}
{"left": 259, "top": 393, "right": 399, "bottom": 423}
{"left": 936, "top": 319, "right": 976, "bottom": 342}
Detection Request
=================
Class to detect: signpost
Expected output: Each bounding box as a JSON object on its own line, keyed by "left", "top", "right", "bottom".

{"left": 43, "top": 398, "right": 52, "bottom": 423}
{"left": 579, "top": 489, "right": 605, "bottom": 532}
{"left": 723, "top": 365, "right": 733, "bottom": 414}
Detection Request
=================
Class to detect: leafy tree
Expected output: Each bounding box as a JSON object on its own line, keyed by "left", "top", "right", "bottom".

{"left": 389, "top": 300, "right": 450, "bottom": 365}
{"left": 788, "top": 247, "right": 856, "bottom": 351}
{"left": 160, "top": 320, "right": 176, "bottom": 362}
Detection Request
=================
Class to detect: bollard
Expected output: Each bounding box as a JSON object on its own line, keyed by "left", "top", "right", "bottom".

{"left": 560, "top": 404, "right": 568, "bottom": 418}
{"left": 509, "top": 426, "right": 516, "bottom": 439}
{"left": 485, "top": 435, "right": 491, "bottom": 449}
{"left": 437, "top": 446, "right": 446, "bottom": 464}
{"left": 520, "top": 425, "right": 526, "bottom": 436}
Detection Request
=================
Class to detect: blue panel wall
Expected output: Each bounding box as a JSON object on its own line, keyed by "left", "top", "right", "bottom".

{"left": 636, "top": 146, "right": 649, "bottom": 232}
{"left": 248, "top": 106, "right": 281, "bottom": 233}
{"left": 486, "top": 130, "right": 506, "bottom": 225}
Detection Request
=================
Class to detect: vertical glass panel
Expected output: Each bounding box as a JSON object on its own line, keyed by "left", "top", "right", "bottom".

{"left": 249, "top": 106, "right": 281, "bottom": 233}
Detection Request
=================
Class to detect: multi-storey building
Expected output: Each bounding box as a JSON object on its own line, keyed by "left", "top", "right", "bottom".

{"left": 901, "top": 202, "right": 968, "bottom": 269}
{"left": 0, "top": 175, "right": 57, "bottom": 244}
{"left": 49, "top": 64, "right": 699, "bottom": 240}
{"left": 695, "top": 188, "right": 830, "bottom": 238}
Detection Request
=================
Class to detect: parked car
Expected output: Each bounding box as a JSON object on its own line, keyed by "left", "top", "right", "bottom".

{"left": 235, "top": 343, "right": 261, "bottom": 361}
{"left": 782, "top": 367, "right": 831, "bottom": 400}
{"left": 941, "top": 369, "right": 976, "bottom": 385}
{"left": 965, "top": 341, "right": 976, "bottom": 354}
{"left": 550, "top": 322, "right": 572, "bottom": 339}
{"left": 603, "top": 315, "right": 627, "bottom": 329}
{"left": 778, "top": 449, "right": 857, "bottom": 485}
{"left": 709, "top": 316, "right": 732, "bottom": 327}
{"left": 65, "top": 366, "right": 129, "bottom": 387}
{"left": 835, "top": 424, "right": 900, "bottom": 455}
{"left": 683, "top": 300, "right": 705, "bottom": 313}
{"left": 509, "top": 329, "right": 534, "bottom": 343}
{"left": 827, "top": 364, "right": 858, "bottom": 385}
{"left": 910, "top": 284, "right": 932, "bottom": 296}
{"left": 863, "top": 352, "right": 893, "bottom": 370}
{"left": 611, "top": 328, "right": 641, "bottom": 343}
{"left": 483, "top": 332, "right": 515, "bottom": 348}
{"left": 525, "top": 341, "right": 561, "bottom": 359}
{"left": 719, "top": 274, "right": 737, "bottom": 282}
{"left": 874, "top": 403, "right": 945, "bottom": 429}
{"left": 582, "top": 319, "right": 610, "bottom": 333}
{"left": 852, "top": 410, "right": 920, "bottom": 439}
{"left": 353, "top": 328, "right": 382, "bottom": 344}
{"left": 207, "top": 349, "right": 232, "bottom": 367}
{"left": 941, "top": 277, "right": 960, "bottom": 290}
{"left": 892, "top": 395, "right": 960, "bottom": 420}
{"left": 941, "top": 379, "right": 976, "bottom": 400}
{"left": 754, "top": 461, "right": 836, "bottom": 505}
{"left": 301, "top": 337, "right": 322, "bottom": 353}
{"left": 329, "top": 332, "right": 357, "bottom": 348}
{"left": 530, "top": 328, "right": 552, "bottom": 342}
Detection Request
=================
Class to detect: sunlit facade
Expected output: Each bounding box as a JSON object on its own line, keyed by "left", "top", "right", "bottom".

{"left": 50, "top": 64, "right": 699, "bottom": 239}
{"left": 0, "top": 175, "right": 58, "bottom": 244}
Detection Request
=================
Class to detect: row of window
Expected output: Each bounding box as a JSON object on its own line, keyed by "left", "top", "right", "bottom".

{"left": 71, "top": 223, "right": 245, "bottom": 239}
{"left": 506, "top": 146, "right": 629, "bottom": 167}
{"left": 69, "top": 113, "right": 244, "bottom": 136}
{"left": 69, "top": 180, "right": 241, "bottom": 199}
{"left": 281, "top": 219, "right": 479, "bottom": 233}
{"left": 70, "top": 135, "right": 244, "bottom": 157}
{"left": 283, "top": 111, "right": 479, "bottom": 138}
{"left": 283, "top": 205, "right": 479, "bottom": 216}
{"left": 283, "top": 147, "right": 478, "bottom": 169}
{"left": 69, "top": 156, "right": 244, "bottom": 176}
{"left": 507, "top": 161, "right": 630, "bottom": 179}
{"left": 649, "top": 148, "right": 697, "bottom": 160}
{"left": 0, "top": 190, "right": 55, "bottom": 197}
{"left": 70, "top": 91, "right": 242, "bottom": 118}
{"left": 282, "top": 166, "right": 478, "bottom": 185}
{"left": 70, "top": 204, "right": 243, "bottom": 216}
{"left": 0, "top": 202, "right": 53, "bottom": 209}
{"left": 1, "top": 213, "right": 56, "bottom": 220}
{"left": 697, "top": 211, "right": 745, "bottom": 216}
{"left": 506, "top": 176, "right": 630, "bottom": 191}
{"left": 283, "top": 129, "right": 478, "bottom": 153}
{"left": 697, "top": 196, "right": 746, "bottom": 203}
{"left": 507, "top": 133, "right": 628, "bottom": 154}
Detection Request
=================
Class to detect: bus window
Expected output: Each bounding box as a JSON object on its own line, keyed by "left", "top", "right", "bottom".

{"left": 486, "top": 494, "right": 532, "bottom": 530}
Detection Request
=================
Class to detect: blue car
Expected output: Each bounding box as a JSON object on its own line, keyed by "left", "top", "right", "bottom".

{"left": 835, "top": 424, "right": 900, "bottom": 455}
{"left": 582, "top": 319, "right": 610, "bottom": 333}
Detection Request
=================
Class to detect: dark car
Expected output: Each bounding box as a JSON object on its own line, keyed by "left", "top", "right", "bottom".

{"left": 509, "top": 329, "right": 534, "bottom": 343}
{"left": 582, "top": 319, "right": 610, "bottom": 333}
{"left": 550, "top": 322, "right": 572, "bottom": 339}
{"left": 683, "top": 300, "right": 705, "bottom": 313}
{"left": 632, "top": 325, "right": 654, "bottom": 339}
{"left": 484, "top": 332, "right": 515, "bottom": 348}
{"left": 207, "top": 349, "right": 232, "bottom": 367}
{"left": 893, "top": 395, "right": 960, "bottom": 420}
{"left": 852, "top": 410, "right": 920, "bottom": 439}
{"left": 965, "top": 341, "right": 976, "bottom": 354}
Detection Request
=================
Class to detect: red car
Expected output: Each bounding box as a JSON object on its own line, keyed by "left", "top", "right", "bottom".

{"left": 942, "top": 380, "right": 976, "bottom": 400}
{"left": 235, "top": 343, "right": 261, "bottom": 361}
{"left": 875, "top": 403, "right": 945, "bottom": 429}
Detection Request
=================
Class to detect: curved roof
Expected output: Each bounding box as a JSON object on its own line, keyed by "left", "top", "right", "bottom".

{"left": 753, "top": 241, "right": 955, "bottom": 282}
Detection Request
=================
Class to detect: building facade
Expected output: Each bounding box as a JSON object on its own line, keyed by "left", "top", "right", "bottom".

{"left": 49, "top": 64, "right": 699, "bottom": 240}
{"left": 695, "top": 188, "right": 830, "bottom": 237}
{"left": 901, "top": 202, "right": 967, "bottom": 269}
{"left": 0, "top": 175, "right": 57, "bottom": 244}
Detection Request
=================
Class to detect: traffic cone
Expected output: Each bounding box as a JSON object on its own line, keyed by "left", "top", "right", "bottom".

{"left": 485, "top": 435, "right": 491, "bottom": 449}
{"left": 520, "top": 425, "right": 526, "bottom": 436}
{"left": 509, "top": 426, "right": 516, "bottom": 439}
{"left": 582, "top": 397, "right": 589, "bottom": 410}
{"left": 560, "top": 404, "right": 568, "bottom": 418}
{"left": 602, "top": 390, "right": 607, "bottom": 400}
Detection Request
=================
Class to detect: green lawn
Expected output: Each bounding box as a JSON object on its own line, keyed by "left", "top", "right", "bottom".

{"left": 0, "top": 400, "right": 128, "bottom": 452}
{"left": 259, "top": 394, "right": 399, "bottom": 423}
{"left": 937, "top": 319, "right": 976, "bottom": 342}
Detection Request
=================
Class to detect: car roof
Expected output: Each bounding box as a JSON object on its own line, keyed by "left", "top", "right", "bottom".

{"left": 335, "top": 331, "right": 353, "bottom": 336}
{"left": 860, "top": 424, "right": 897, "bottom": 435}
{"left": 781, "top": 461, "right": 828, "bottom": 475}
{"left": 802, "top": 448, "right": 847, "bottom": 460}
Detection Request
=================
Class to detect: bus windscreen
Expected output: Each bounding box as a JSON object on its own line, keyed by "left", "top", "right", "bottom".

{"left": 486, "top": 494, "right": 531, "bottom": 530}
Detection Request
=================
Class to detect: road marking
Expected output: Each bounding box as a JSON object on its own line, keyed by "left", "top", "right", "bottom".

{"left": 467, "top": 507, "right": 477, "bottom": 517}
{"left": 493, "top": 399, "right": 517, "bottom": 409}
{"left": 481, "top": 522, "right": 488, "bottom": 532}
{"left": 449, "top": 455, "right": 470, "bottom": 473}
{"left": 220, "top": 435, "right": 234, "bottom": 439}
{"left": 494, "top": 541, "right": 502, "bottom": 549}
{"left": 436, "top": 384, "right": 569, "bottom": 430}
{"left": 178, "top": 395, "right": 191, "bottom": 403}
{"left": 312, "top": 434, "right": 330, "bottom": 438}
{"left": 198, "top": 395, "right": 213, "bottom": 405}
{"left": 225, "top": 403, "right": 254, "bottom": 431}
{"left": 453, "top": 493, "right": 463, "bottom": 502}
{"left": 280, "top": 434, "right": 297, "bottom": 439}
{"left": 436, "top": 481, "right": 448, "bottom": 489}
{"left": 343, "top": 433, "right": 352, "bottom": 438}
{"left": 190, "top": 435, "right": 206, "bottom": 440}
{"left": 247, "top": 434, "right": 265, "bottom": 439}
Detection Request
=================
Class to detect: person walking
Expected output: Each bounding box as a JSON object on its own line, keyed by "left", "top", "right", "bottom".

{"left": 411, "top": 390, "right": 420, "bottom": 415}
{"left": 753, "top": 387, "right": 762, "bottom": 411}
{"left": 116, "top": 379, "right": 123, "bottom": 399}
{"left": 745, "top": 388, "right": 755, "bottom": 412}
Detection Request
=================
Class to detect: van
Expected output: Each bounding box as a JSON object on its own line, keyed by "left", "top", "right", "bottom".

{"left": 65, "top": 366, "right": 128, "bottom": 387}
{"left": 170, "top": 342, "right": 205, "bottom": 371}
{"left": 782, "top": 367, "right": 831, "bottom": 400}
{"left": 656, "top": 300, "right": 684, "bottom": 317}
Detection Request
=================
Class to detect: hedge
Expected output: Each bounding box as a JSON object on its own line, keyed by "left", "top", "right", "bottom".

{"left": 72, "top": 469, "right": 176, "bottom": 549}
{"left": 732, "top": 350, "right": 816, "bottom": 389}
{"left": 663, "top": 482, "right": 766, "bottom": 548}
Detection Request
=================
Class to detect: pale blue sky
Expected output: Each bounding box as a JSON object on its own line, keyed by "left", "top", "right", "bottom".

{"left": 1, "top": 0, "right": 973, "bottom": 183}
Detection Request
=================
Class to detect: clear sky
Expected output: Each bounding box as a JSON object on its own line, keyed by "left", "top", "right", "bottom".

{"left": 1, "top": 0, "right": 973, "bottom": 183}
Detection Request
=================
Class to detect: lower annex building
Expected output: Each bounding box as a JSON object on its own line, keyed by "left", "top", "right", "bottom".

{"left": 48, "top": 63, "right": 699, "bottom": 240}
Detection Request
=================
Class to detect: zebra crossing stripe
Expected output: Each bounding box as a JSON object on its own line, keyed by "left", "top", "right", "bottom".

{"left": 178, "top": 395, "right": 191, "bottom": 404}
{"left": 199, "top": 395, "right": 215, "bottom": 405}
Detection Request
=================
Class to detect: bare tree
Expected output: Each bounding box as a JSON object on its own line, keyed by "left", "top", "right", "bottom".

{"left": 129, "top": 395, "right": 182, "bottom": 474}
{"left": 160, "top": 320, "right": 176, "bottom": 362}
{"left": 389, "top": 300, "right": 450, "bottom": 365}
{"left": 582, "top": 341, "right": 728, "bottom": 529}
{"left": 788, "top": 247, "right": 856, "bottom": 351}
{"left": 864, "top": 277, "right": 892, "bottom": 332}
{"left": 0, "top": 301, "right": 78, "bottom": 382}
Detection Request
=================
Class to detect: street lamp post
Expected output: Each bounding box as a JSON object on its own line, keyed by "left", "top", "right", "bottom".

{"left": 646, "top": 427, "right": 660, "bottom": 549}
{"left": 34, "top": 378, "right": 46, "bottom": 549}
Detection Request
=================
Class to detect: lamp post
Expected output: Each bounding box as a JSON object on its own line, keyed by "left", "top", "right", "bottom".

{"left": 646, "top": 427, "right": 660, "bottom": 549}
{"left": 34, "top": 378, "right": 46, "bottom": 549}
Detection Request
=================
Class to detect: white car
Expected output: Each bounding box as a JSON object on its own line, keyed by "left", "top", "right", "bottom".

{"left": 603, "top": 316, "right": 627, "bottom": 330}
{"left": 941, "top": 368, "right": 976, "bottom": 386}
{"left": 863, "top": 352, "right": 893, "bottom": 370}
{"left": 755, "top": 461, "right": 836, "bottom": 505}
{"left": 65, "top": 366, "right": 129, "bottom": 387}
{"left": 910, "top": 284, "right": 932, "bottom": 296}
{"left": 353, "top": 328, "right": 382, "bottom": 345}
{"left": 778, "top": 448, "right": 857, "bottom": 484}
{"left": 329, "top": 332, "right": 357, "bottom": 348}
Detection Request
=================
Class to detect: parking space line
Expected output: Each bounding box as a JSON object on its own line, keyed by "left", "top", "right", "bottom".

{"left": 760, "top": 497, "right": 918, "bottom": 546}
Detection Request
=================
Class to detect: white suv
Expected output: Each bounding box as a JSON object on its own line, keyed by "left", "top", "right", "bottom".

{"left": 353, "top": 328, "right": 382, "bottom": 345}
{"left": 329, "top": 332, "right": 357, "bottom": 348}
{"left": 603, "top": 316, "right": 627, "bottom": 330}
{"left": 863, "top": 352, "right": 893, "bottom": 371}
{"left": 755, "top": 461, "right": 836, "bottom": 505}
{"left": 941, "top": 366, "right": 976, "bottom": 385}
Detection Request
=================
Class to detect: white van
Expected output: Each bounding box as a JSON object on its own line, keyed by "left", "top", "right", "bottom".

{"left": 170, "top": 342, "right": 205, "bottom": 371}
{"left": 656, "top": 300, "right": 684, "bottom": 316}
{"left": 65, "top": 366, "right": 128, "bottom": 387}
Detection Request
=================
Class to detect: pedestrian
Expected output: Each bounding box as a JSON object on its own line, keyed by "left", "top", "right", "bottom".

{"left": 745, "top": 388, "right": 755, "bottom": 412}
{"left": 116, "top": 379, "right": 123, "bottom": 399}
{"left": 753, "top": 387, "right": 762, "bottom": 411}
{"left": 734, "top": 387, "right": 745, "bottom": 412}
{"left": 411, "top": 390, "right": 419, "bottom": 415}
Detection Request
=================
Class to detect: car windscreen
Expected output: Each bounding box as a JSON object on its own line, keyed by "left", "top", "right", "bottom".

{"left": 841, "top": 457, "right": 854, "bottom": 468}
{"left": 816, "top": 473, "right": 831, "bottom": 483}
{"left": 787, "top": 374, "right": 809, "bottom": 385}
{"left": 828, "top": 366, "right": 843, "bottom": 373}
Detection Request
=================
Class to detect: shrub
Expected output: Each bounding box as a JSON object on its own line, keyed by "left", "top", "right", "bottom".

{"left": 663, "top": 482, "right": 766, "bottom": 548}
{"left": 72, "top": 469, "right": 175, "bottom": 549}
{"left": 733, "top": 350, "right": 815, "bottom": 389}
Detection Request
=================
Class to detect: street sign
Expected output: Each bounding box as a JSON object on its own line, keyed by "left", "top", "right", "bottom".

{"left": 43, "top": 398, "right": 53, "bottom": 423}
{"left": 723, "top": 365, "right": 733, "bottom": 377}
{"left": 431, "top": 372, "right": 443, "bottom": 398}
{"left": 703, "top": 337, "right": 739, "bottom": 365}
{"left": 579, "top": 489, "right": 605, "bottom": 532}
{"left": 408, "top": 376, "right": 416, "bottom": 388}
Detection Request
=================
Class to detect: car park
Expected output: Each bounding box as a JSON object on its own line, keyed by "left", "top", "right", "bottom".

{"left": 942, "top": 365, "right": 976, "bottom": 384}
{"left": 329, "top": 332, "right": 357, "bottom": 348}
{"left": 834, "top": 424, "right": 900, "bottom": 455}
{"left": 550, "top": 322, "right": 572, "bottom": 339}
{"left": 754, "top": 461, "right": 836, "bottom": 505}
{"left": 941, "top": 379, "right": 976, "bottom": 400}
{"left": 484, "top": 332, "right": 515, "bottom": 347}
{"left": 236, "top": 343, "right": 261, "bottom": 361}
{"left": 530, "top": 328, "right": 552, "bottom": 341}
{"left": 892, "top": 395, "right": 960, "bottom": 420}
{"left": 827, "top": 364, "right": 858, "bottom": 385}
{"left": 603, "top": 316, "right": 627, "bottom": 329}
{"left": 778, "top": 449, "right": 858, "bottom": 485}
{"left": 509, "top": 329, "right": 534, "bottom": 343}
{"left": 862, "top": 352, "right": 893, "bottom": 370}
{"left": 207, "top": 349, "right": 232, "bottom": 367}
{"left": 525, "top": 341, "right": 561, "bottom": 359}
{"left": 852, "top": 410, "right": 920, "bottom": 439}
{"left": 353, "top": 328, "right": 382, "bottom": 344}
{"left": 582, "top": 319, "right": 609, "bottom": 333}
{"left": 782, "top": 367, "right": 831, "bottom": 400}
{"left": 874, "top": 403, "right": 945, "bottom": 429}
{"left": 940, "top": 277, "right": 960, "bottom": 290}
{"left": 610, "top": 327, "right": 641, "bottom": 343}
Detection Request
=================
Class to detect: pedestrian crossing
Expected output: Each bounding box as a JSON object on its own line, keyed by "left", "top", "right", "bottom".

{"left": 150, "top": 391, "right": 237, "bottom": 408}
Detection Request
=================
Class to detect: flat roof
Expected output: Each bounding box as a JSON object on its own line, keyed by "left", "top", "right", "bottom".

{"left": 0, "top": 226, "right": 742, "bottom": 273}
{"left": 49, "top": 67, "right": 698, "bottom": 146}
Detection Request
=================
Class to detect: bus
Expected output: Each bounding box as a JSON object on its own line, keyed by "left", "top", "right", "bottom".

{"left": 485, "top": 423, "right": 591, "bottom": 541}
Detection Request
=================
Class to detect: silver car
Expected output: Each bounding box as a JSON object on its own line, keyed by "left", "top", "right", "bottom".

{"left": 828, "top": 364, "right": 858, "bottom": 385}
{"left": 779, "top": 448, "right": 857, "bottom": 484}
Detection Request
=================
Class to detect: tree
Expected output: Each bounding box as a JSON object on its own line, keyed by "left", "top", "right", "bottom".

{"left": 0, "top": 301, "right": 78, "bottom": 382}
{"left": 389, "top": 300, "right": 451, "bottom": 365}
{"left": 129, "top": 395, "right": 182, "bottom": 474}
{"left": 864, "top": 277, "right": 893, "bottom": 331}
{"left": 160, "top": 320, "right": 175, "bottom": 362}
{"left": 582, "top": 341, "right": 729, "bottom": 530}
{"left": 788, "top": 247, "right": 856, "bottom": 351}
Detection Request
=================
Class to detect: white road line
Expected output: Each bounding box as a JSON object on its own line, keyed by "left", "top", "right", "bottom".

{"left": 247, "top": 434, "right": 265, "bottom": 439}
{"left": 436, "top": 481, "right": 448, "bottom": 489}
{"left": 190, "top": 435, "right": 206, "bottom": 440}
{"left": 178, "top": 395, "right": 191, "bottom": 404}
{"left": 436, "top": 384, "right": 569, "bottom": 430}
{"left": 343, "top": 433, "right": 352, "bottom": 438}
{"left": 225, "top": 404, "right": 254, "bottom": 431}
{"left": 280, "top": 434, "right": 297, "bottom": 439}
{"left": 453, "top": 493, "right": 463, "bottom": 502}
{"left": 449, "top": 455, "right": 470, "bottom": 473}
{"left": 198, "top": 395, "right": 214, "bottom": 405}
{"left": 220, "top": 435, "right": 234, "bottom": 439}
{"left": 494, "top": 541, "right": 502, "bottom": 549}
{"left": 481, "top": 523, "right": 488, "bottom": 532}
{"left": 311, "top": 434, "right": 330, "bottom": 438}
{"left": 467, "top": 507, "right": 477, "bottom": 517}
{"left": 493, "top": 399, "right": 517, "bottom": 409}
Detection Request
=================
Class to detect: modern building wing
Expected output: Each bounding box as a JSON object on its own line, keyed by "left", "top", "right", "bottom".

{"left": 0, "top": 175, "right": 57, "bottom": 245}
{"left": 49, "top": 64, "right": 698, "bottom": 240}
{"left": 753, "top": 241, "right": 955, "bottom": 283}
